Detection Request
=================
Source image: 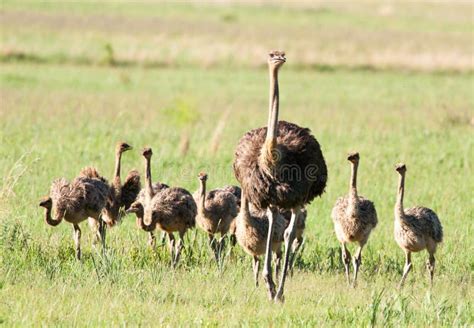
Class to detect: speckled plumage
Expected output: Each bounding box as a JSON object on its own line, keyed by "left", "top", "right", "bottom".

{"left": 331, "top": 153, "right": 378, "bottom": 286}
{"left": 332, "top": 196, "right": 378, "bottom": 244}
{"left": 146, "top": 187, "right": 196, "bottom": 233}
{"left": 395, "top": 206, "right": 443, "bottom": 252}
{"left": 134, "top": 180, "right": 169, "bottom": 248}
{"left": 40, "top": 170, "right": 110, "bottom": 260}
{"left": 194, "top": 174, "right": 238, "bottom": 236}
{"left": 78, "top": 166, "right": 108, "bottom": 186}
{"left": 137, "top": 182, "right": 169, "bottom": 204}
{"left": 48, "top": 175, "right": 109, "bottom": 224}
{"left": 222, "top": 185, "right": 242, "bottom": 208}
{"left": 394, "top": 163, "right": 443, "bottom": 287}
{"left": 133, "top": 147, "right": 196, "bottom": 266}
{"left": 235, "top": 203, "right": 285, "bottom": 257}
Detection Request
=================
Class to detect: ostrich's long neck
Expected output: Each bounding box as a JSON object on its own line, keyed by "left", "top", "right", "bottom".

{"left": 267, "top": 68, "right": 279, "bottom": 143}
{"left": 347, "top": 162, "right": 359, "bottom": 215}
{"left": 44, "top": 207, "right": 62, "bottom": 226}
{"left": 145, "top": 157, "right": 154, "bottom": 200}
{"left": 260, "top": 67, "right": 280, "bottom": 168}
{"left": 135, "top": 211, "right": 155, "bottom": 232}
{"left": 395, "top": 173, "right": 406, "bottom": 220}
{"left": 113, "top": 151, "right": 122, "bottom": 187}
{"left": 349, "top": 162, "right": 359, "bottom": 200}
{"left": 199, "top": 179, "right": 206, "bottom": 214}
{"left": 239, "top": 193, "right": 251, "bottom": 224}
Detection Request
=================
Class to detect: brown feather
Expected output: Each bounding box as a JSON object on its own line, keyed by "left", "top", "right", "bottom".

{"left": 234, "top": 121, "right": 327, "bottom": 210}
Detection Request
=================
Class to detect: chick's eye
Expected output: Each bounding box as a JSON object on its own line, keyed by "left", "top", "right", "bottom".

{"left": 269, "top": 53, "right": 274, "bottom": 58}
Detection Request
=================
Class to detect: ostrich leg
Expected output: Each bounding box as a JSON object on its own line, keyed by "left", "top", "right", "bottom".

{"left": 217, "top": 236, "right": 226, "bottom": 266}
{"left": 427, "top": 252, "right": 436, "bottom": 286}
{"left": 168, "top": 233, "right": 176, "bottom": 266}
{"left": 289, "top": 236, "right": 304, "bottom": 277}
{"left": 89, "top": 218, "right": 101, "bottom": 245}
{"left": 253, "top": 256, "right": 260, "bottom": 287}
{"left": 275, "top": 249, "right": 282, "bottom": 281}
{"left": 262, "top": 206, "right": 278, "bottom": 300}
{"left": 399, "top": 250, "right": 412, "bottom": 288}
{"left": 275, "top": 207, "right": 300, "bottom": 302}
{"left": 73, "top": 224, "right": 82, "bottom": 260}
{"left": 341, "top": 243, "right": 351, "bottom": 285}
{"left": 98, "top": 218, "right": 107, "bottom": 252}
{"left": 173, "top": 231, "right": 185, "bottom": 267}
{"left": 160, "top": 231, "right": 167, "bottom": 245}
{"left": 352, "top": 242, "right": 365, "bottom": 287}
{"left": 148, "top": 231, "right": 156, "bottom": 248}
{"left": 208, "top": 234, "right": 219, "bottom": 264}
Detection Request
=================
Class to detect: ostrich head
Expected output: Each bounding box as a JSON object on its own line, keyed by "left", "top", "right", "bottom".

{"left": 126, "top": 201, "right": 144, "bottom": 216}
{"left": 198, "top": 172, "right": 208, "bottom": 182}
{"left": 116, "top": 142, "right": 132, "bottom": 154}
{"left": 142, "top": 147, "right": 153, "bottom": 160}
{"left": 347, "top": 152, "right": 360, "bottom": 164}
{"left": 268, "top": 50, "right": 286, "bottom": 70}
{"left": 39, "top": 196, "right": 52, "bottom": 209}
{"left": 395, "top": 163, "right": 407, "bottom": 174}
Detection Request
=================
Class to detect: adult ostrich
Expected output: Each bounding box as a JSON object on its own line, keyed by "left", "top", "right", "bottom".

{"left": 233, "top": 51, "right": 327, "bottom": 301}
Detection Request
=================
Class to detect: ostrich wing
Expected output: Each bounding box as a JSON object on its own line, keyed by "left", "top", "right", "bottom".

{"left": 121, "top": 170, "right": 141, "bottom": 210}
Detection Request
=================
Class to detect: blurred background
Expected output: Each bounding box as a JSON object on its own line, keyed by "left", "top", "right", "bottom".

{"left": 2, "top": 1, "right": 472, "bottom": 71}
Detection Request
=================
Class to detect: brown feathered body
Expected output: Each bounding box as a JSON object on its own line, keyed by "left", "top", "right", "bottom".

{"left": 221, "top": 185, "right": 241, "bottom": 237}
{"left": 332, "top": 196, "right": 378, "bottom": 244}
{"left": 78, "top": 166, "right": 108, "bottom": 184}
{"left": 233, "top": 121, "right": 327, "bottom": 210}
{"left": 194, "top": 188, "right": 238, "bottom": 236}
{"left": 102, "top": 170, "right": 141, "bottom": 226}
{"left": 145, "top": 187, "right": 196, "bottom": 233}
{"left": 395, "top": 207, "right": 443, "bottom": 253}
{"left": 235, "top": 206, "right": 285, "bottom": 257}
{"left": 137, "top": 182, "right": 169, "bottom": 204}
{"left": 222, "top": 185, "right": 242, "bottom": 208}
{"left": 49, "top": 175, "right": 109, "bottom": 224}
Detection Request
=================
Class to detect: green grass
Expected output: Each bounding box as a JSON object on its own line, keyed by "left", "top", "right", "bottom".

{"left": 1, "top": 2, "right": 473, "bottom": 327}
{"left": 1, "top": 1, "right": 472, "bottom": 71}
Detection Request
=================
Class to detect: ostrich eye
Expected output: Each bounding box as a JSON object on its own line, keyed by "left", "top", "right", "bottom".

{"left": 269, "top": 53, "right": 274, "bottom": 58}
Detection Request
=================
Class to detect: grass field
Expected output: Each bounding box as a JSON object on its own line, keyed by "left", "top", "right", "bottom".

{"left": 1, "top": 1, "right": 473, "bottom": 326}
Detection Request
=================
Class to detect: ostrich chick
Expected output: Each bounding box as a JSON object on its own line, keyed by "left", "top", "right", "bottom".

{"left": 39, "top": 172, "right": 109, "bottom": 260}
{"left": 135, "top": 177, "right": 169, "bottom": 248}
{"left": 222, "top": 185, "right": 241, "bottom": 246}
{"left": 194, "top": 172, "right": 238, "bottom": 263}
{"left": 331, "top": 152, "right": 377, "bottom": 286}
{"left": 101, "top": 142, "right": 141, "bottom": 227}
{"left": 394, "top": 163, "right": 443, "bottom": 287}
{"left": 128, "top": 148, "right": 196, "bottom": 267}
{"left": 235, "top": 192, "right": 285, "bottom": 287}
